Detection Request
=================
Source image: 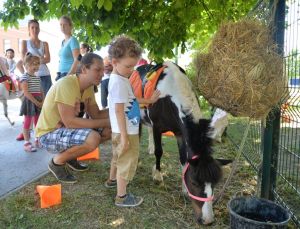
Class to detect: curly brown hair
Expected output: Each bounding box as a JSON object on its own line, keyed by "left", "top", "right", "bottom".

{"left": 108, "top": 35, "right": 142, "bottom": 60}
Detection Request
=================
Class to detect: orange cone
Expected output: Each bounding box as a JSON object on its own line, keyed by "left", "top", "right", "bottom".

{"left": 36, "top": 184, "right": 62, "bottom": 208}
{"left": 162, "top": 131, "right": 174, "bottom": 137}
{"left": 77, "top": 147, "right": 100, "bottom": 161}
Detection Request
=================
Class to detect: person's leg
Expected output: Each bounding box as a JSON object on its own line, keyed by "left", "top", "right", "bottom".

{"left": 53, "top": 130, "right": 100, "bottom": 164}
{"left": 23, "top": 115, "right": 32, "bottom": 142}
{"left": 115, "top": 134, "right": 143, "bottom": 207}
{"left": 105, "top": 133, "right": 118, "bottom": 188}
{"left": 40, "top": 128, "right": 100, "bottom": 183}
{"left": 116, "top": 134, "right": 139, "bottom": 196}
{"left": 33, "top": 114, "right": 41, "bottom": 148}
{"left": 23, "top": 115, "right": 36, "bottom": 152}
{"left": 16, "top": 116, "right": 25, "bottom": 141}
{"left": 116, "top": 177, "right": 127, "bottom": 197}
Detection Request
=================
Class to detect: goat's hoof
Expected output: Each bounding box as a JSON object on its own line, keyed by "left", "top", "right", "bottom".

{"left": 152, "top": 165, "right": 163, "bottom": 182}
{"left": 153, "top": 173, "right": 163, "bottom": 182}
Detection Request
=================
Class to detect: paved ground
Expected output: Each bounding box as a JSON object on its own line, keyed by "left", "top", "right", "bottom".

{"left": 0, "top": 89, "right": 105, "bottom": 199}
{"left": 0, "top": 98, "right": 52, "bottom": 199}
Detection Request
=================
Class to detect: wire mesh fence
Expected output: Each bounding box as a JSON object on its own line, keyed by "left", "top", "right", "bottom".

{"left": 227, "top": 0, "right": 300, "bottom": 227}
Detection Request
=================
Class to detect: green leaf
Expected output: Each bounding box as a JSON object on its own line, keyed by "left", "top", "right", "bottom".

{"left": 99, "top": 31, "right": 111, "bottom": 43}
{"left": 0, "top": 0, "right": 257, "bottom": 60}
{"left": 103, "top": 0, "right": 112, "bottom": 11}
{"left": 82, "top": 0, "right": 94, "bottom": 8}
{"left": 97, "top": 0, "right": 105, "bottom": 9}
{"left": 70, "top": 0, "right": 83, "bottom": 8}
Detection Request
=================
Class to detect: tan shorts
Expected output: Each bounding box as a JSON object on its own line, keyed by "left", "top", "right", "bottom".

{"left": 111, "top": 133, "right": 139, "bottom": 182}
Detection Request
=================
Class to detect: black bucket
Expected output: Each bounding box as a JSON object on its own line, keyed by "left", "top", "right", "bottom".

{"left": 228, "top": 196, "right": 290, "bottom": 229}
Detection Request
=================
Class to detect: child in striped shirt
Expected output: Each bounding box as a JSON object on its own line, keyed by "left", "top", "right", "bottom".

{"left": 20, "top": 52, "right": 44, "bottom": 152}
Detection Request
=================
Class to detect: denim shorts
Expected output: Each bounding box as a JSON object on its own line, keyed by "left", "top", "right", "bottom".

{"left": 40, "top": 75, "right": 52, "bottom": 95}
{"left": 39, "top": 128, "right": 92, "bottom": 153}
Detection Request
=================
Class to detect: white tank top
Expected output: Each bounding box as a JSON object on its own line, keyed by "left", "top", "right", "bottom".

{"left": 26, "top": 40, "right": 50, "bottom": 77}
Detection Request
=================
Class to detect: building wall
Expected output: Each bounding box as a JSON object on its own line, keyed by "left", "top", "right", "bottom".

{"left": 0, "top": 26, "right": 28, "bottom": 60}
{"left": 0, "top": 22, "right": 61, "bottom": 80}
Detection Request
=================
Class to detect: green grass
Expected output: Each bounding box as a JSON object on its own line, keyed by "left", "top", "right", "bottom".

{"left": 0, "top": 126, "right": 296, "bottom": 228}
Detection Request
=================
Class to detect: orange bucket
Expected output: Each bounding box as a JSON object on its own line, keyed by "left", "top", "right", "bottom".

{"left": 36, "top": 184, "right": 62, "bottom": 208}
{"left": 77, "top": 147, "right": 100, "bottom": 161}
{"left": 162, "top": 131, "right": 174, "bottom": 137}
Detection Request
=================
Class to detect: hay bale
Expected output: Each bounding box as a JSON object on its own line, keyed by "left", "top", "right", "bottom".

{"left": 195, "top": 20, "right": 287, "bottom": 119}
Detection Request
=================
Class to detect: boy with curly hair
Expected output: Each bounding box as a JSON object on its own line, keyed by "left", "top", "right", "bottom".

{"left": 106, "top": 35, "right": 160, "bottom": 207}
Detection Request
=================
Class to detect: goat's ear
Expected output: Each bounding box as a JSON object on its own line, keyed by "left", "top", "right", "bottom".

{"left": 216, "top": 158, "right": 233, "bottom": 166}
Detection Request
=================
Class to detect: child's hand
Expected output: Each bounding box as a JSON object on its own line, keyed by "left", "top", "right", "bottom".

{"left": 150, "top": 90, "right": 161, "bottom": 103}
{"left": 120, "top": 135, "right": 129, "bottom": 152}
{"left": 37, "top": 101, "right": 43, "bottom": 108}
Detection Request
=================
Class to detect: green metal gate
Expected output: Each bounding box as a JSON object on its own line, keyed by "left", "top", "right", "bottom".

{"left": 227, "top": 0, "right": 300, "bottom": 227}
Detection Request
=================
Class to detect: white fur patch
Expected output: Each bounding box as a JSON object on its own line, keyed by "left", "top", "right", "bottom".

{"left": 202, "top": 182, "right": 214, "bottom": 224}
{"left": 147, "top": 127, "right": 154, "bottom": 154}
{"left": 156, "top": 61, "right": 202, "bottom": 122}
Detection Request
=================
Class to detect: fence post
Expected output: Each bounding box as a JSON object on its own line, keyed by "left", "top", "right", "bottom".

{"left": 260, "top": 0, "right": 285, "bottom": 200}
{"left": 261, "top": 118, "right": 273, "bottom": 199}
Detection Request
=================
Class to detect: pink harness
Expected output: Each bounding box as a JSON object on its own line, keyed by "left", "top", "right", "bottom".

{"left": 182, "top": 155, "right": 214, "bottom": 202}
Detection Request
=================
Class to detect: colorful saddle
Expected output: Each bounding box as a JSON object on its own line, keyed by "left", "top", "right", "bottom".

{"left": 129, "top": 64, "right": 166, "bottom": 105}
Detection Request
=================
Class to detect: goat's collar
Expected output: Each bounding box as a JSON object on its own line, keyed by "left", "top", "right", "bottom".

{"left": 182, "top": 155, "right": 214, "bottom": 202}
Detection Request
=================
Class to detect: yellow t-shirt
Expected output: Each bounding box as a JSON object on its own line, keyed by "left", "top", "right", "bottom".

{"left": 36, "top": 74, "right": 96, "bottom": 137}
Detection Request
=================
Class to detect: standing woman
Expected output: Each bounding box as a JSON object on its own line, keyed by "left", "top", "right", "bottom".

{"left": 16, "top": 19, "right": 52, "bottom": 142}
{"left": 20, "top": 19, "right": 52, "bottom": 95}
{"left": 56, "top": 16, "right": 80, "bottom": 81}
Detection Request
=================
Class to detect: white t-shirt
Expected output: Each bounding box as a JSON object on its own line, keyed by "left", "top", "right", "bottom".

{"left": 108, "top": 73, "right": 140, "bottom": 134}
{"left": 7, "top": 59, "right": 16, "bottom": 74}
